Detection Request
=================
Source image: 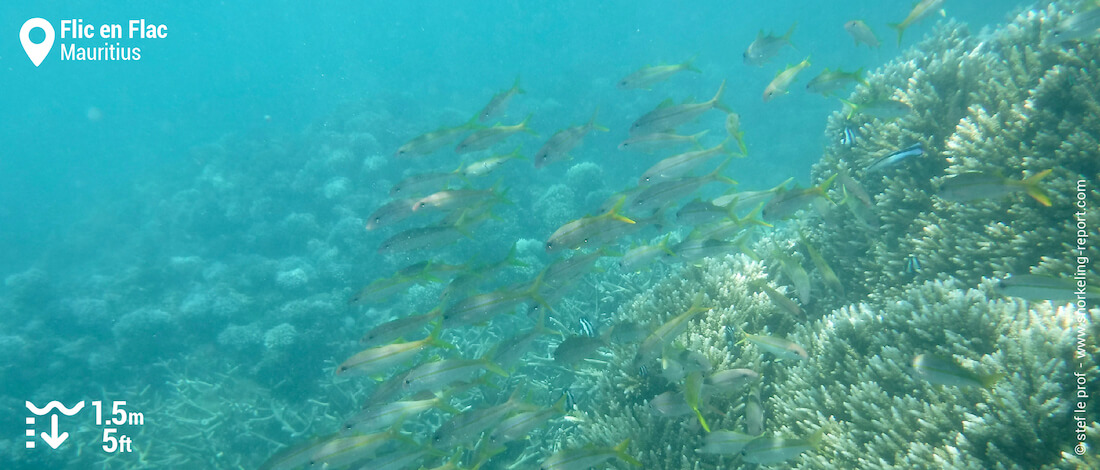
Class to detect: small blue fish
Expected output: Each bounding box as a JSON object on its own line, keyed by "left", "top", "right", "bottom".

{"left": 724, "top": 325, "right": 738, "bottom": 345}
{"left": 560, "top": 389, "right": 577, "bottom": 411}
{"left": 841, "top": 126, "right": 857, "bottom": 148}
{"left": 866, "top": 142, "right": 923, "bottom": 173}
{"left": 905, "top": 254, "right": 921, "bottom": 273}
{"left": 579, "top": 317, "right": 597, "bottom": 337}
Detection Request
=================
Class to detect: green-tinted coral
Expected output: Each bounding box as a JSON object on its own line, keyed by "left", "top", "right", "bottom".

{"left": 813, "top": 3, "right": 1099, "bottom": 297}
{"left": 550, "top": 3, "right": 1099, "bottom": 469}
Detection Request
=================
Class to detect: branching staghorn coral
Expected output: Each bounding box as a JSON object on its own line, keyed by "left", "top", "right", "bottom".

{"left": 540, "top": 3, "right": 1099, "bottom": 469}
{"left": 812, "top": 2, "right": 1100, "bottom": 297}
{"left": 544, "top": 253, "right": 1096, "bottom": 469}
{"left": 537, "top": 254, "right": 808, "bottom": 469}
{"left": 777, "top": 278, "right": 1097, "bottom": 470}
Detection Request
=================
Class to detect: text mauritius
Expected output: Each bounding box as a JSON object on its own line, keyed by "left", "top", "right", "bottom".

{"left": 58, "top": 19, "right": 166, "bottom": 62}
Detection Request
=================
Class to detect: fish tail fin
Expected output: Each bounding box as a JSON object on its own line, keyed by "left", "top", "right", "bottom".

{"left": 533, "top": 307, "right": 564, "bottom": 338}
{"left": 771, "top": 176, "right": 796, "bottom": 193}
{"left": 687, "top": 292, "right": 712, "bottom": 316}
{"left": 816, "top": 173, "right": 839, "bottom": 202}
{"left": 612, "top": 439, "right": 643, "bottom": 467}
{"left": 838, "top": 98, "right": 858, "bottom": 119}
{"left": 692, "top": 406, "right": 712, "bottom": 432}
{"left": 807, "top": 428, "right": 826, "bottom": 449}
{"left": 709, "top": 157, "right": 738, "bottom": 185}
{"left": 506, "top": 145, "right": 530, "bottom": 163}
{"left": 427, "top": 318, "right": 456, "bottom": 350}
{"left": 730, "top": 131, "right": 748, "bottom": 155}
{"left": 690, "top": 129, "right": 710, "bottom": 149}
{"left": 512, "top": 75, "right": 525, "bottom": 94}
{"left": 549, "top": 391, "right": 569, "bottom": 413}
{"left": 604, "top": 196, "right": 637, "bottom": 224}
{"left": 587, "top": 107, "right": 610, "bottom": 132}
{"left": 523, "top": 270, "right": 557, "bottom": 316}
{"left": 784, "top": 21, "right": 798, "bottom": 39}
{"left": 658, "top": 234, "right": 677, "bottom": 256}
{"left": 436, "top": 401, "right": 464, "bottom": 416}
{"left": 981, "top": 372, "right": 1006, "bottom": 389}
{"left": 501, "top": 241, "right": 528, "bottom": 269}
{"left": 837, "top": 183, "right": 855, "bottom": 206}
{"left": 519, "top": 113, "right": 538, "bottom": 135}
{"left": 888, "top": 22, "right": 905, "bottom": 46}
{"left": 739, "top": 202, "right": 774, "bottom": 228}
{"left": 1022, "top": 169, "right": 1053, "bottom": 206}
{"left": 682, "top": 54, "right": 702, "bottom": 73}
{"left": 481, "top": 357, "right": 510, "bottom": 377}
{"left": 785, "top": 21, "right": 799, "bottom": 50}
{"left": 712, "top": 79, "right": 732, "bottom": 113}
{"left": 492, "top": 184, "right": 515, "bottom": 207}
{"left": 717, "top": 175, "right": 739, "bottom": 186}
{"left": 854, "top": 67, "right": 870, "bottom": 86}
{"left": 463, "top": 111, "right": 482, "bottom": 129}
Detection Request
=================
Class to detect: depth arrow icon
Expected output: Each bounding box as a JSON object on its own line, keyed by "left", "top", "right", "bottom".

{"left": 40, "top": 414, "right": 68, "bottom": 449}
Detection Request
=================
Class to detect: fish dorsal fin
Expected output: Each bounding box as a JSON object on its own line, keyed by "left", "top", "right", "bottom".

{"left": 657, "top": 98, "right": 675, "bottom": 108}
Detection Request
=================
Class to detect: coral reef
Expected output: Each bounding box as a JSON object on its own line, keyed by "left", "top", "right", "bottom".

{"left": 550, "top": 254, "right": 1096, "bottom": 469}
{"left": 3, "top": 3, "right": 1096, "bottom": 469}
{"left": 812, "top": 4, "right": 1100, "bottom": 299}
{"left": 778, "top": 278, "right": 1098, "bottom": 469}
{"left": 547, "top": 4, "right": 1100, "bottom": 469}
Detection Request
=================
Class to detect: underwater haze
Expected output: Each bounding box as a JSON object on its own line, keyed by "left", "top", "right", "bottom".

{"left": 1, "top": 1, "right": 1097, "bottom": 469}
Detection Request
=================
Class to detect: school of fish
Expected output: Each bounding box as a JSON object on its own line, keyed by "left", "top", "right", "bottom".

{"left": 258, "top": 1, "right": 1080, "bottom": 467}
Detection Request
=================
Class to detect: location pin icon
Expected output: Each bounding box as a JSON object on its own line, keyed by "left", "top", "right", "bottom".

{"left": 20, "top": 18, "right": 55, "bottom": 67}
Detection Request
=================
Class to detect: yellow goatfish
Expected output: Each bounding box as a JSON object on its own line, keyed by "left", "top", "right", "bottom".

{"left": 455, "top": 114, "right": 536, "bottom": 154}
{"left": 618, "top": 56, "right": 701, "bottom": 90}
{"left": 540, "top": 438, "right": 642, "bottom": 470}
{"left": 740, "top": 333, "right": 808, "bottom": 361}
{"left": 845, "top": 20, "right": 880, "bottom": 48}
{"left": 394, "top": 115, "right": 480, "bottom": 157}
{"left": 763, "top": 57, "right": 811, "bottom": 102}
{"left": 634, "top": 294, "right": 711, "bottom": 365}
{"left": 336, "top": 323, "right": 452, "bottom": 376}
{"left": 936, "top": 169, "right": 1052, "bottom": 207}
{"left": 630, "top": 80, "right": 729, "bottom": 136}
{"left": 533, "top": 109, "right": 608, "bottom": 168}
{"left": 479, "top": 76, "right": 525, "bottom": 122}
{"left": 545, "top": 197, "right": 635, "bottom": 252}
{"left": 888, "top": 0, "right": 946, "bottom": 45}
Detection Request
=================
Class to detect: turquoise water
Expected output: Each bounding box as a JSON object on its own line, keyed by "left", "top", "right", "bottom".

{"left": 1, "top": 1, "right": 1094, "bottom": 469}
